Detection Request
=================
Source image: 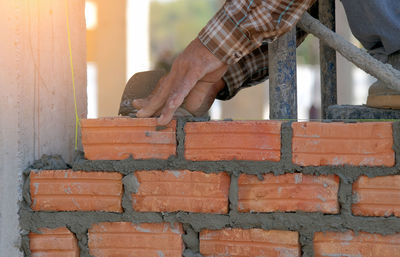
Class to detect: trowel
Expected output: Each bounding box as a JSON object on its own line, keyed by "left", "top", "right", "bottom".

{"left": 119, "top": 69, "right": 225, "bottom": 118}
{"left": 119, "top": 70, "right": 193, "bottom": 117}
{"left": 119, "top": 70, "right": 164, "bottom": 117}
{"left": 118, "top": 70, "right": 217, "bottom": 118}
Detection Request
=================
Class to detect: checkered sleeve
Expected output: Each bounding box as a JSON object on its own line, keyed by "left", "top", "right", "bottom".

{"left": 198, "top": 0, "right": 315, "bottom": 65}
{"left": 217, "top": 26, "right": 310, "bottom": 100}
{"left": 217, "top": 43, "right": 269, "bottom": 100}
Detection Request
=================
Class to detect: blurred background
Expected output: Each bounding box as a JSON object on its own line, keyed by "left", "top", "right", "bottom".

{"left": 85, "top": 0, "right": 376, "bottom": 121}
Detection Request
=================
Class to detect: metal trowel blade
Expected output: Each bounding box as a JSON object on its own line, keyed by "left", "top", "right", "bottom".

{"left": 118, "top": 70, "right": 166, "bottom": 117}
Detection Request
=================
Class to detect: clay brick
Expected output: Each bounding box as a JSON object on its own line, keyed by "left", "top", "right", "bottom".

{"left": 132, "top": 170, "right": 230, "bottom": 213}
{"left": 314, "top": 231, "right": 400, "bottom": 257}
{"left": 89, "top": 222, "right": 183, "bottom": 257}
{"left": 238, "top": 173, "right": 339, "bottom": 213}
{"left": 30, "top": 227, "right": 79, "bottom": 257}
{"left": 81, "top": 118, "right": 176, "bottom": 160}
{"left": 353, "top": 175, "right": 400, "bottom": 217}
{"left": 30, "top": 170, "right": 123, "bottom": 212}
{"left": 200, "top": 228, "right": 300, "bottom": 257}
{"left": 292, "top": 122, "right": 395, "bottom": 166}
{"left": 184, "top": 121, "right": 281, "bottom": 161}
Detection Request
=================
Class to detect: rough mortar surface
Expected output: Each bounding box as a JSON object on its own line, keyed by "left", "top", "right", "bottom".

{"left": 19, "top": 119, "right": 400, "bottom": 257}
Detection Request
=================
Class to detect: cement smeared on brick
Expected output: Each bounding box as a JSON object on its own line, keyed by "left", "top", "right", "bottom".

{"left": 30, "top": 154, "right": 71, "bottom": 170}
{"left": 19, "top": 120, "right": 400, "bottom": 257}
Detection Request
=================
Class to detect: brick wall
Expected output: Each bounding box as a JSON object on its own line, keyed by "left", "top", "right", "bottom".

{"left": 20, "top": 118, "right": 400, "bottom": 257}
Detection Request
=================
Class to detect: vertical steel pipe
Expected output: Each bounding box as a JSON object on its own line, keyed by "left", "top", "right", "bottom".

{"left": 269, "top": 28, "right": 298, "bottom": 120}
{"left": 319, "top": 0, "right": 337, "bottom": 118}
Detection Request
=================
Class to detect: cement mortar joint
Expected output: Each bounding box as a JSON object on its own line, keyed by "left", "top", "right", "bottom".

{"left": 73, "top": 120, "right": 400, "bottom": 182}
{"left": 19, "top": 120, "right": 400, "bottom": 257}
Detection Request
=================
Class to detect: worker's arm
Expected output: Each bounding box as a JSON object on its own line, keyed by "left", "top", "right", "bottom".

{"left": 135, "top": 0, "right": 315, "bottom": 125}
{"left": 219, "top": 25, "right": 310, "bottom": 101}
{"left": 134, "top": 38, "right": 226, "bottom": 125}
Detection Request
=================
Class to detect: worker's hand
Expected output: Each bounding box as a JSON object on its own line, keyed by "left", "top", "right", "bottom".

{"left": 133, "top": 38, "right": 227, "bottom": 125}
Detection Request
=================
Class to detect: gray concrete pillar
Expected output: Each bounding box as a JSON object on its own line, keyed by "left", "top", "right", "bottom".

{"left": 0, "top": 0, "right": 87, "bottom": 255}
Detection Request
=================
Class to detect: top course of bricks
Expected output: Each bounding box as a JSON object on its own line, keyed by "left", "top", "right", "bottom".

{"left": 80, "top": 118, "right": 397, "bottom": 168}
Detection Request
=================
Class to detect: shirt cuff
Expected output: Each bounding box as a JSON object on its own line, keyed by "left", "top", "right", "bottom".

{"left": 217, "top": 44, "right": 270, "bottom": 100}
{"left": 216, "top": 24, "right": 311, "bottom": 101}
{"left": 198, "top": 7, "right": 260, "bottom": 65}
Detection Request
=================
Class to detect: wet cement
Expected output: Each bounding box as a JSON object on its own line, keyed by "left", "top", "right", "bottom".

{"left": 20, "top": 120, "right": 400, "bottom": 257}
{"left": 30, "top": 154, "right": 70, "bottom": 170}
{"left": 327, "top": 105, "right": 400, "bottom": 120}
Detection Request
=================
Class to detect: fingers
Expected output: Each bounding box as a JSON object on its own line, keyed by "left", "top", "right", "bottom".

{"left": 157, "top": 93, "right": 184, "bottom": 125}
{"left": 157, "top": 71, "right": 199, "bottom": 125}
{"left": 135, "top": 76, "right": 171, "bottom": 118}
{"left": 132, "top": 38, "right": 227, "bottom": 125}
{"left": 182, "top": 80, "right": 223, "bottom": 117}
{"left": 132, "top": 99, "right": 147, "bottom": 109}
{"left": 132, "top": 75, "right": 165, "bottom": 111}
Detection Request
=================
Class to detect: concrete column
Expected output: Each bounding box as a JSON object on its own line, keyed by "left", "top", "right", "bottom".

{"left": 88, "top": 0, "right": 127, "bottom": 117}
{"left": 126, "top": 0, "right": 150, "bottom": 79}
{"left": 0, "top": 0, "right": 86, "bottom": 255}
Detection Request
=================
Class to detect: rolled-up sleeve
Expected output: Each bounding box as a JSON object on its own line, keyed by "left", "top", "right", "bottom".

{"left": 198, "top": 0, "right": 315, "bottom": 65}
{"left": 217, "top": 26, "right": 310, "bottom": 100}
{"left": 217, "top": 43, "right": 269, "bottom": 100}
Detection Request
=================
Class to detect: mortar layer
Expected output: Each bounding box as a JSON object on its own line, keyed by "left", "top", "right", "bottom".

{"left": 74, "top": 120, "right": 400, "bottom": 182}
{"left": 20, "top": 120, "right": 400, "bottom": 257}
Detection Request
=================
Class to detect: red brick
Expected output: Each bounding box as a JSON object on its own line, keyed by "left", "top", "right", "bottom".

{"left": 132, "top": 170, "right": 230, "bottom": 213}
{"left": 353, "top": 175, "right": 400, "bottom": 217}
{"left": 292, "top": 122, "right": 395, "bottom": 166}
{"left": 81, "top": 118, "right": 176, "bottom": 160}
{"left": 30, "top": 170, "right": 123, "bottom": 212}
{"left": 314, "top": 231, "right": 400, "bottom": 257}
{"left": 89, "top": 222, "right": 183, "bottom": 257}
{"left": 184, "top": 121, "right": 281, "bottom": 161}
{"left": 200, "top": 228, "right": 300, "bottom": 257}
{"left": 30, "top": 227, "right": 79, "bottom": 257}
{"left": 238, "top": 173, "right": 339, "bottom": 213}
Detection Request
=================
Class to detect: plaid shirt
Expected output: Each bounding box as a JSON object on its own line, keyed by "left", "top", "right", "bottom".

{"left": 198, "top": 0, "right": 315, "bottom": 100}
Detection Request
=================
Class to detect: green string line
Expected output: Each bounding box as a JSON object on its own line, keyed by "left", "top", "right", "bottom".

{"left": 65, "top": 0, "right": 80, "bottom": 150}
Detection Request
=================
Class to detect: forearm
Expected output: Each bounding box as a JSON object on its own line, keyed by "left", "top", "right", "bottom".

{"left": 198, "top": 0, "right": 316, "bottom": 65}
{"left": 218, "top": 26, "right": 310, "bottom": 100}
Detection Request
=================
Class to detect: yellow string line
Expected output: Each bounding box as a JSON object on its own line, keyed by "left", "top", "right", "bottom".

{"left": 65, "top": 0, "right": 80, "bottom": 150}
